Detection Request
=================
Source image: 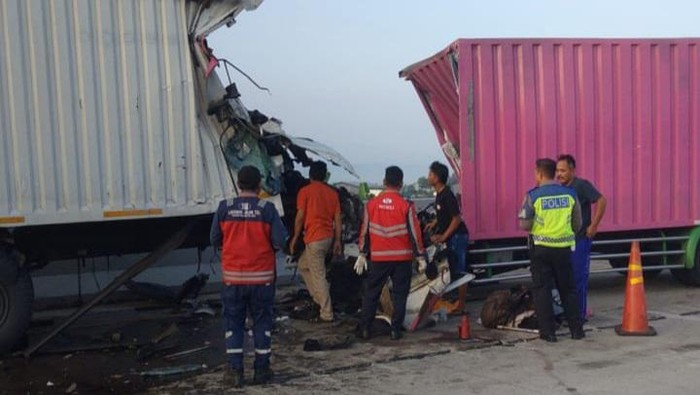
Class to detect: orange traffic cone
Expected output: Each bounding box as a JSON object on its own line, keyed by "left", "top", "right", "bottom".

{"left": 615, "top": 241, "right": 657, "bottom": 336}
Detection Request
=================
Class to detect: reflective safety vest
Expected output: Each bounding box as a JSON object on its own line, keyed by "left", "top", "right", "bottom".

{"left": 529, "top": 184, "right": 577, "bottom": 248}
{"left": 217, "top": 197, "right": 278, "bottom": 285}
{"left": 359, "top": 190, "right": 425, "bottom": 262}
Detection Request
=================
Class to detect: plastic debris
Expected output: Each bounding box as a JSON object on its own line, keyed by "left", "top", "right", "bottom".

{"left": 65, "top": 382, "right": 77, "bottom": 394}
{"left": 46, "top": 381, "right": 55, "bottom": 387}
{"left": 140, "top": 364, "right": 207, "bottom": 377}
{"left": 164, "top": 345, "right": 210, "bottom": 360}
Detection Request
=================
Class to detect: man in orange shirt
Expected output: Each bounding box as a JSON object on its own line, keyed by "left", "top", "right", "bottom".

{"left": 290, "top": 161, "right": 342, "bottom": 322}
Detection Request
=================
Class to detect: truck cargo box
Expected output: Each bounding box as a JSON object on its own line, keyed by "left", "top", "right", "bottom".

{"left": 0, "top": 0, "right": 260, "bottom": 227}
{"left": 401, "top": 38, "right": 700, "bottom": 241}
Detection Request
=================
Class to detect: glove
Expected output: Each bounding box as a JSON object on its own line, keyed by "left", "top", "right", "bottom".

{"left": 353, "top": 254, "right": 368, "bottom": 276}
{"left": 416, "top": 257, "right": 427, "bottom": 274}
{"left": 284, "top": 255, "right": 298, "bottom": 269}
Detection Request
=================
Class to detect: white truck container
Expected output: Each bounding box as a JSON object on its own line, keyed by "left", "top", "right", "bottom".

{"left": 1, "top": 0, "right": 359, "bottom": 353}
{"left": 0, "top": 0, "right": 250, "bottom": 227}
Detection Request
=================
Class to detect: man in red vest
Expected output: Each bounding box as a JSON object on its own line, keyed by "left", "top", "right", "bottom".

{"left": 355, "top": 166, "right": 427, "bottom": 340}
{"left": 210, "top": 166, "right": 288, "bottom": 388}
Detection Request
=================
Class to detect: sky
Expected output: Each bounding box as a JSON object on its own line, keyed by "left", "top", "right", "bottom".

{"left": 210, "top": 0, "right": 697, "bottom": 184}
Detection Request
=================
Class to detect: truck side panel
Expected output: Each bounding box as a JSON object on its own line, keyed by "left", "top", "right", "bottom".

{"left": 0, "top": 0, "right": 233, "bottom": 227}
{"left": 402, "top": 39, "right": 700, "bottom": 241}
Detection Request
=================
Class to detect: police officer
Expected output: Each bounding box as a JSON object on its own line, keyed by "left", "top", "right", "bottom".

{"left": 518, "top": 159, "right": 585, "bottom": 342}
{"left": 354, "top": 166, "right": 427, "bottom": 340}
{"left": 210, "top": 166, "right": 288, "bottom": 387}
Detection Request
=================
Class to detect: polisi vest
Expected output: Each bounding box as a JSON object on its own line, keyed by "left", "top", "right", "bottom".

{"left": 359, "top": 191, "right": 425, "bottom": 262}
{"left": 218, "top": 197, "right": 276, "bottom": 285}
{"left": 528, "top": 184, "right": 577, "bottom": 248}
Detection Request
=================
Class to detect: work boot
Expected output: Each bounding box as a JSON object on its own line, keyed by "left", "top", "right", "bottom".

{"left": 253, "top": 366, "right": 274, "bottom": 385}
{"left": 539, "top": 333, "right": 557, "bottom": 343}
{"left": 223, "top": 367, "right": 244, "bottom": 388}
{"left": 571, "top": 327, "right": 586, "bottom": 340}
{"left": 390, "top": 329, "right": 403, "bottom": 340}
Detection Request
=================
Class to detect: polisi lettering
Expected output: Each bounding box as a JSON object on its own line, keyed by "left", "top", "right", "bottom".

{"left": 540, "top": 196, "right": 570, "bottom": 210}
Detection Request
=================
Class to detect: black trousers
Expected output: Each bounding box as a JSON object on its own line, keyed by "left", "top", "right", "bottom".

{"left": 529, "top": 245, "right": 581, "bottom": 336}
{"left": 361, "top": 261, "right": 412, "bottom": 331}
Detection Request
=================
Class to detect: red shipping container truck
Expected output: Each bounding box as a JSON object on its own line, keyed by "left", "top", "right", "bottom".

{"left": 401, "top": 38, "right": 700, "bottom": 285}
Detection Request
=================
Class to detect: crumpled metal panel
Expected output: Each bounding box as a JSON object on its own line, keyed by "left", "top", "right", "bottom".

{"left": 402, "top": 38, "right": 700, "bottom": 240}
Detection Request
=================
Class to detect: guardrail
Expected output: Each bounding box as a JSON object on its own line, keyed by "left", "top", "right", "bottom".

{"left": 468, "top": 235, "right": 689, "bottom": 284}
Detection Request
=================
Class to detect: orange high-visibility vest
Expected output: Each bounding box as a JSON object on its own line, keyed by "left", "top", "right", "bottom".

{"left": 359, "top": 191, "right": 425, "bottom": 262}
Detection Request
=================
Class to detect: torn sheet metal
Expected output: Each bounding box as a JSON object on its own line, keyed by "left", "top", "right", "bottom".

{"left": 287, "top": 137, "right": 360, "bottom": 179}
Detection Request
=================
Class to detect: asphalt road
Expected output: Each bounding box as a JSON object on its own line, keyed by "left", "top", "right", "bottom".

{"left": 156, "top": 271, "right": 700, "bottom": 395}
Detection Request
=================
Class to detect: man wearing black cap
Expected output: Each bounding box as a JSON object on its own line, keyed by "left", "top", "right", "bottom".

{"left": 211, "top": 166, "right": 288, "bottom": 388}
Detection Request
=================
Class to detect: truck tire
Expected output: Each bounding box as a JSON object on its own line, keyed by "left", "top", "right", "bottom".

{"left": 0, "top": 252, "right": 34, "bottom": 354}
{"left": 672, "top": 243, "right": 700, "bottom": 286}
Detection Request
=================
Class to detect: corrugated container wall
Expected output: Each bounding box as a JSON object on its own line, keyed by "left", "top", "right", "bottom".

{"left": 402, "top": 39, "right": 700, "bottom": 241}
{"left": 0, "top": 0, "right": 236, "bottom": 227}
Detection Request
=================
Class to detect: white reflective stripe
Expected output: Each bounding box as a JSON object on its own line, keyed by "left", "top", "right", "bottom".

{"left": 255, "top": 349, "right": 272, "bottom": 354}
{"left": 264, "top": 331, "right": 271, "bottom": 337}
{"left": 225, "top": 331, "right": 233, "bottom": 339}
{"left": 369, "top": 228, "right": 408, "bottom": 238}
{"left": 223, "top": 270, "right": 275, "bottom": 277}
{"left": 372, "top": 249, "right": 413, "bottom": 257}
{"left": 223, "top": 274, "right": 274, "bottom": 281}
{"left": 369, "top": 222, "right": 407, "bottom": 232}
{"left": 226, "top": 348, "right": 244, "bottom": 354}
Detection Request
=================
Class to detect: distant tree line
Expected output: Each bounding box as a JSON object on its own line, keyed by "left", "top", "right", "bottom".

{"left": 402, "top": 174, "right": 458, "bottom": 198}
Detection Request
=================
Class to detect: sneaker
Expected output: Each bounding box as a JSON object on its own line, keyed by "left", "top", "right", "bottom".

{"left": 308, "top": 316, "right": 334, "bottom": 324}
{"left": 223, "top": 367, "right": 244, "bottom": 388}
{"left": 253, "top": 366, "right": 274, "bottom": 385}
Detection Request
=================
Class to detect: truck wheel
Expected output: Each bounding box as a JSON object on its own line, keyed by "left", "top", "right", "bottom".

{"left": 0, "top": 252, "right": 34, "bottom": 354}
{"left": 672, "top": 243, "right": 700, "bottom": 286}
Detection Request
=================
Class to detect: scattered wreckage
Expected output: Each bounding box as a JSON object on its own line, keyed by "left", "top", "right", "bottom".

{"left": 0, "top": 0, "right": 360, "bottom": 355}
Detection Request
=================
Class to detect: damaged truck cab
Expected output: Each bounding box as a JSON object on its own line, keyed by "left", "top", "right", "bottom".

{"left": 0, "top": 0, "right": 358, "bottom": 353}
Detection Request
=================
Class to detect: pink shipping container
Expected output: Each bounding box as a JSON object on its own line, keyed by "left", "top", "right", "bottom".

{"left": 401, "top": 38, "right": 700, "bottom": 284}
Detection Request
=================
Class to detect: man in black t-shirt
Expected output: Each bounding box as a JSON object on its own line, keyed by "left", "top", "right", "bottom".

{"left": 426, "top": 161, "right": 470, "bottom": 278}
{"left": 556, "top": 154, "right": 607, "bottom": 321}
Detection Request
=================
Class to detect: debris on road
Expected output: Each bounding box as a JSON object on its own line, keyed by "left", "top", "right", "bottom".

{"left": 140, "top": 364, "right": 207, "bottom": 378}
{"left": 164, "top": 345, "right": 210, "bottom": 360}
{"left": 303, "top": 335, "right": 353, "bottom": 352}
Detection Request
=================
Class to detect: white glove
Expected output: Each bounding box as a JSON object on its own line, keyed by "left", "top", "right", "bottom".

{"left": 353, "top": 254, "right": 368, "bottom": 276}
{"left": 284, "top": 255, "right": 298, "bottom": 269}
{"left": 417, "top": 257, "right": 427, "bottom": 274}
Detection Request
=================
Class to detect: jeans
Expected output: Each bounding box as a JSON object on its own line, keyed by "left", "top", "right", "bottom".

{"left": 571, "top": 237, "right": 593, "bottom": 320}
{"left": 221, "top": 283, "right": 275, "bottom": 370}
{"left": 448, "top": 232, "right": 469, "bottom": 276}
